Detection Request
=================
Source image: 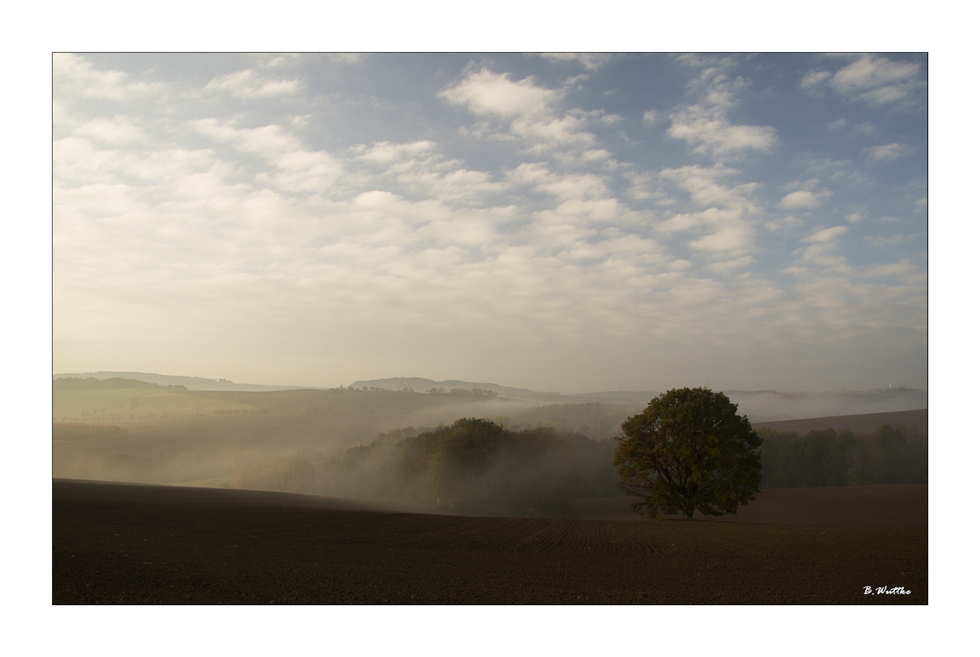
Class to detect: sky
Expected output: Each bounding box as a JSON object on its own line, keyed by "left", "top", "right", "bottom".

{"left": 53, "top": 53, "right": 927, "bottom": 393}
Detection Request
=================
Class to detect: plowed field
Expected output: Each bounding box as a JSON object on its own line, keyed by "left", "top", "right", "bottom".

{"left": 53, "top": 479, "right": 926, "bottom": 604}
{"left": 574, "top": 485, "right": 928, "bottom": 526}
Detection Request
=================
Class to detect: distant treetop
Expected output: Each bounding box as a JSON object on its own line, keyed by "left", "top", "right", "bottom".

{"left": 53, "top": 377, "right": 188, "bottom": 391}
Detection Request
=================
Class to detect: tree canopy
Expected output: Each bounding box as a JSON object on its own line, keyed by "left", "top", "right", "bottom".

{"left": 614, "top": 387, "right": 763, "bottom": 519}
{"left": 320, "top": 418, "right": 620, "bottom": 517}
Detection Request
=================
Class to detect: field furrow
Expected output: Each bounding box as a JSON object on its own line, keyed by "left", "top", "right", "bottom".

{"left": 53, "top": 480, "right": 927, "bottom": 604}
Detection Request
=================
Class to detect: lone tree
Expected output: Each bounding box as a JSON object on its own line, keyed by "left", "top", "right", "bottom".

{"left": 614, "top": 387, "right": 763, "bottom": 519}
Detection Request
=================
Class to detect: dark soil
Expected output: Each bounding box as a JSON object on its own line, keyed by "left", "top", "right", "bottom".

{"left": 53, "top": 479, "right": 926, "bottom": 605}
{"left": 574, "top": 485, "right": 928, "bottom": 526}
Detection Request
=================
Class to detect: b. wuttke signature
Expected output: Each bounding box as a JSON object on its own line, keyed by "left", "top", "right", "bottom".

{"left": 864, "top": 586, "right": 911, "bottom": 595}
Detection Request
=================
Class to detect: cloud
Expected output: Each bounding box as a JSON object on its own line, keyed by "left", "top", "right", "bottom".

{"left": 259, "top": 150, "right": 344, "bottom": 193}
{"left": 828, "top": 118, "right": 877, "bottom": 138}
{"left": 54, "top": 135, "right": 225, "bottom": 187}
{"left": 866, "top": 234, "right": 908, "bottom": 248}
{"left": 512, "top": 113, "right": 595, "bottom": 151}
{"left": 190, "top": 119, "right": 342, "bottom": 192}
{"left": 372, "top": 154, "right": 510, "bottom": 205}
{"left": 53, "top": 53, "right": 164, "bottom": 101}
{"left": 440, "top": 68, "right": 614, "bottom": 163}
{"left": 412, "top": 168, "right": 509, "bottom": 204}
{"left": 356, "top": 140, "right": 438, "bottom": 164}
{"left": 683, "top": 66, "right": 748, "bottom": 110}
{"left": 668, "top": 106, "right": 777, "bottom": 157}
{"left": 261, "top": 54, "right": 302, "bottom": 68}
{"left": 343, "top": 141, "right": 511, "bottom": 206}
{"left": 801, "top": 70, "right": 832, "bottom": 90}
{"left": 51, "top": 53, "right": 926, "bottom": 394}
{"left": 830, "top": 55, "right": 920, "bottom": 95}
{"left": 658, "top": 165, "right": 759, "bottom": 211}
{"left": 704, "top": 255, "right": 755, "bottom": 272}
{"left": 852, "top": 122, "right": 877, "bottom": 137}
{"left": 674, "top": 54, "right": 740, "bottom": 96}
{"left": 204, "top": 69, "right": 300, "bottom": 98}
{"left": 689, "top": 224, "right": 753, "bottom": 253}
{"left": 791, "top": 225, "right": 853, "bottom": 273}
{"left": 802, "top": 54, "right": 923, "bottom": 107}
{"left": 803, "top": 225, "right": 848, "bottom": 243}
{"left": 505, "top": 162, "right": 552, "bottom": 187}
{"left": 73, "top": 117, "right": 146, "bottom": 145}
{"left": 524, "top": 170, "right": 610, "bottom": 201}
{"left": 624, "top": 171, "right": 670, "bottom": 203}
{"left": 190, "top": 119, "right": 302, "bottom": 153}
{"left": 793, "top": 154, "right": 855, "bottom": 179}
{"left": 666, "top": 69, "right": 776, "bottom": 159}
{"left": 653, "top": 165, "right": 761, "bottom": 255}
{"left": 779, "top": 189, "right": 829, "bottom": 210}
{"left": 325, "top": 53, "right": 365, "bottom": 65}
{"left": 765, "top": 215, "right": 803, "bottom": 232}
{"left": 853, "top": 259, "right": 924, "bottom": 286}
{"left": 540, "top": 53, "right": 612, "bottom": 71}
{"left": 862, "top": 143, "right": 913, "bottom": 161}
{"left": 588, "top": 110, "right": 623, "bottom": 126}
{"left": 440, "top": 69, "right": 559, "bottom": 119}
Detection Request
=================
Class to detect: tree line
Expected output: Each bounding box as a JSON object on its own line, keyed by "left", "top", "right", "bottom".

{"left": 236, "top": 418, "right": 619, "bottom": 517}
{"left": 322, "top": 419, "right": 620, "bottom": 516}
{"left": 758, "top": 424, "right": 927, "bottom": 488}
{"left": 225, "top": 397, "right": 927, "bottom": 520}
{"left": 342, "top": 385, "right": 498, "bottom": 396}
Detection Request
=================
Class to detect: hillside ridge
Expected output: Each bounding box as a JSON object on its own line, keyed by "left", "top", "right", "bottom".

{"left": 53, "top": 371, "right": 926, "bottom": 418}
{"left": 54, "top": 371, "right": 308, "bottom": 392}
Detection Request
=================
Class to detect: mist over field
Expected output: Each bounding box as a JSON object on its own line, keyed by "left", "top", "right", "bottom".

{"left": 54, "top": 370, "right": 929, "bottom": 422}
{"left": 52, "top": 371, "right": 927, "bottom": 516}
{"left": 723, "top": 387, "right": 926, "bottom": 422}
{"left": 52, "top": 381, "right": 543, "bottom": 486}
{"left": 51, "top": 376, "right": 625, "bottom": 495}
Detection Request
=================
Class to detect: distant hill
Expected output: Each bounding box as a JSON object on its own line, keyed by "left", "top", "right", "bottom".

{"left": 349, "top": 377, "right": 561, "bottom": 401}
{"left": 53, "top": 371, "right": 307, "bottom": 392}
{"left": 754, "top": 409, "right": 928, "bottom": 436}
{"left": 350, "top": 377, "right": 927, "bottom": 418}
{"left": 561, "top": 390, "right": 658, "bottom": 404}
{"left": 348, "top": 377, "right": 658, "bottom": 404}
{"left": 53, "top": 372, "right": 926, "bottom": 420}
{"left": 53, "top": 377, "right": 187, "bottom": 391}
